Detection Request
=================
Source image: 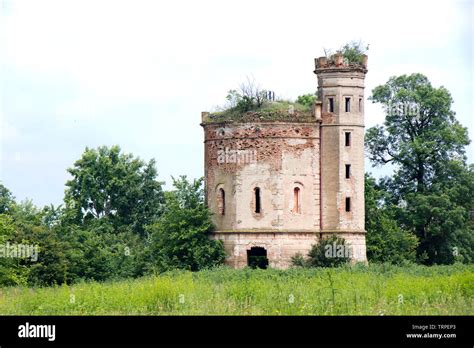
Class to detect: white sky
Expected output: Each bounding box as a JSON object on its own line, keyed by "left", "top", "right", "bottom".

{"left": 0, "top": 0, "right": 473, "bottom": 207}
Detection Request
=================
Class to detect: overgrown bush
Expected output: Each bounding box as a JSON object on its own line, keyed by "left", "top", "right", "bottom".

{"left": 324, "top": 40, "right": 368, "bottom": 65}
{"left": 340, "top": 40, "right": 368, "bottom": 64}
{"left": 224, "top": 78, "right": 268, "bottom": 113}
{"left": 290, "top": 252, "right": 307, "bottom": 268}
{"left": 307, "top": 235, "right": 350, "bottom": 267}
{"left": 296, "top": 94, "right": 316, "bottom": 108}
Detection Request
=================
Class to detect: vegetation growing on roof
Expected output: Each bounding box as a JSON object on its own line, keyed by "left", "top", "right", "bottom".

{"left": 207, "top": 100, "right": 316, "bottom": 123}
{"left": 206, "top": 78, "right": 318, "bottom": 123}
{"left": 324, "top": 40, "right": 369, "bottom": 66}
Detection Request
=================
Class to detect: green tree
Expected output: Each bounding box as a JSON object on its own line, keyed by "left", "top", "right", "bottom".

{"left": 18, "top": 224, "right": 71, "bottom": 286}
{"left": 296, "top": 94, "right": 316, "bottom": 108}
{"left": 0, "top": 192, "right": 70, "bottom": 286}
{"left": 365, "top": 174, "right": 418, "bottom": 264}
{"left": 400, "top": 164, "right": 474, "bottom": 264}
{"left": 148, "top": 176, "right": 226, "bottom": 272}
{"left": 366, "top": 74, "right": 473, "bottom": 264}
{"left": 324, "top": 41, "right": 368, "bottom": 64}
{"left": 340, "top": 40, "right": 368, "bottom": 64}
{"left": 63, "top": 221, "right": 148, "bottom": 282}
{"left": 223, "top": 78, "right": 267, "bottom": 113}
{"left": 0, "top": 183, "right": 15, "bottom": 214}
{"left": 10, "top": 202, "right": 71, "bottom": 285}
{"left": 65, "top": 145, "right": 165, "bottom": 235}
{"left": 0, "top": 214, "right": 29, "bottom": 286}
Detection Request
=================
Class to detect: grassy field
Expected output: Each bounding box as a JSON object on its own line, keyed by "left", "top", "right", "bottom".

{"left": 0, "top": 263, "right": 472, "bottom": 315}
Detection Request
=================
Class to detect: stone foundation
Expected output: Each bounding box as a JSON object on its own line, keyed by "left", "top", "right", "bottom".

{"left": 212, "top": 231, "right": 366, "bottom": 269}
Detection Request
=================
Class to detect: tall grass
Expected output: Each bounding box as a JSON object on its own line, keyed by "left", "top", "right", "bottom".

{"left": 0, "top": 263, "right": 472, "bottom": 315}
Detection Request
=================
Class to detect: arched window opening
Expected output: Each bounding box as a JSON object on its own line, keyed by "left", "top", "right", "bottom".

{"left": 293, "top": 187, "right": 301, "bottom": 214}
{"left": 254, "top": 187, "right": 261, "bottom": 214}
{"left": 217, "top": 188, "right": 225, "bottom": 215}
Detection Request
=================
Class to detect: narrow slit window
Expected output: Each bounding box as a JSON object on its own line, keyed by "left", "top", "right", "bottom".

{"left": 345, "top": 197, "right": 351, "bottom": 212}
{"left": 345, "top": 132, "right": 351, "bottom": 146}
{"left": 328, "top": 97, "right": 334, "bottom": 112}
{"left": 293, "top": 187, "right": 301, "bottom": 214}
{"left": 345, "top": 97, "right": 351, "bottom": 112}
{"left": 345, "top": 164, "right": 351, "bottom": 179}
{"left": 359, "top": 98, "right": 362, "bottom": 112}
{"left": 254, "top": 187, "right": 261, "bottom": 214}
{"left": 218, "top": 188, "right": 225, "bottom": 215}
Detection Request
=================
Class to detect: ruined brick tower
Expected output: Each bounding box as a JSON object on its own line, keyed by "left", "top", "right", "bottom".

{"left": 201, "top": 53, "right": 368, "bottom": 269}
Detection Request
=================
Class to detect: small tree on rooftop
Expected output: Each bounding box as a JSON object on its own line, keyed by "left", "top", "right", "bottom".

{"left": 240, "top": 77, "right": 267, "bottom": 109}
{"left": 340, "top": 40, "right": 368, "bottom": 64}
{"left": 296, "top": 94, "right": 317, "bottom": 109}
{"left": 324, "top": 40, "right": 369, "bottom": 65}
{"left": 224, "top": 77, "right": 268, "bottom": 113}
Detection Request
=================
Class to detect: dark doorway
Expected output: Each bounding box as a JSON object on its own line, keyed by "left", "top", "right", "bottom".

{"left": 247, "top": 247, "right": 269, "bottom": 269}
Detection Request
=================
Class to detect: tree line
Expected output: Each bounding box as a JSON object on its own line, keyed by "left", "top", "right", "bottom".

{"left": 0, "top": 73, "right": 473, "bottom": 286}
{"left": 0, "top": 147, "right": 225, "bottom": 286}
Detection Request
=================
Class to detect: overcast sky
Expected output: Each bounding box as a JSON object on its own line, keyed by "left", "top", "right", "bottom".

{"left": 0, "top": 0, "right": 472, "bottom": 207}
